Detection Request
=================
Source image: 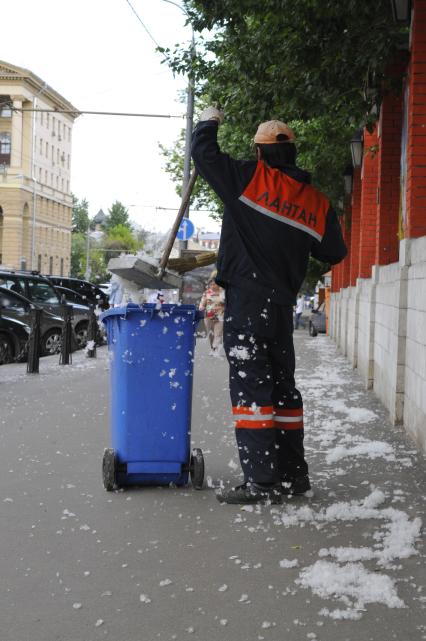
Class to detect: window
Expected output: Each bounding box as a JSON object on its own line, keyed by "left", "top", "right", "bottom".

{"left": 0, "top": 291, "right": 28, "bottom": 315}
{"left": 38, "top": 168, "right": 42, "bottom": 182}
{"left": 45, "top": 141, "right": 49, "bottom": 157}
{"left": 40, "top": 111, "right": 43, "bottom": 126}
{"left": 46, "top": 112, "right": 50, "bottom": 129}
{"left": 52, "top": 117, "right": 56, "bottom": 134}
{"left": 38, "top": 254, "right": 42, "bottom": 271}
{"left": 49, "top": 257, "right": 53, "bottom": 274}
{"left": 39, "top": 138, "right": 43, "bottom": 155}
{"left": 0, "top": 103, "right": 12, "bottom": 118}
{"left": 60, "top": 257, "right": 64, "bottom": 276}
{"left": 0, "top": 277, "right": 24, "bottom": 295}
{"left": 27, "top": 279, "right": 60, "bottom": 304}
{"left": 0, "top": 132, "right": 11, "bottom": 154}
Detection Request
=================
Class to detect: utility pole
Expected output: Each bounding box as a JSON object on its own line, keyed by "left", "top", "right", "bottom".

{"left": 179, "top": 29, "right": 195, "bottom": 254}
{"left": 85, "top": 223, "right": 91, "bottom": 281}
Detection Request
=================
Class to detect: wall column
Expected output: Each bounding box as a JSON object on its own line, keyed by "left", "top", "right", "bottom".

{"left": 358, "top": 127, "right": 379, "bottom": 279}
{"left": 405, "top": 0, "right": 426, "bottom": 238}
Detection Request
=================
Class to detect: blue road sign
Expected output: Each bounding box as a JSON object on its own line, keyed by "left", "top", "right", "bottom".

{"left": 176, "top": 217, "right": 195, "bottom": 241}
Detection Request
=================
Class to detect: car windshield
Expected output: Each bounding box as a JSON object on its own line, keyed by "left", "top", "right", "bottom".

{"left": 27, "top": 280, "right": 61, "bottom": 304}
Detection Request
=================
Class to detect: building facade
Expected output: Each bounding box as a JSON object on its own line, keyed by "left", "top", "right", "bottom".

{"left": 0, "top": 60, "right": 78, "bottom": 275}
{"left": 329, "top": 0, "right": 426, "bottom": 453}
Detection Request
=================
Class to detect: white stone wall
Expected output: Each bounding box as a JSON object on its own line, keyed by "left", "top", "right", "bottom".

{"left": 404, "top": 236, "right": 426, "bottom": 451}
{"left": 330, "top": 236, "right": 426, "bottom": 454}
{"left": 357, "top": 277, "right": 375, "bottom": 388}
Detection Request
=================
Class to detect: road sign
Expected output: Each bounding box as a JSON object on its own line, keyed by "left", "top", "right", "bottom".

{"left": 176, "top": 217, "right": 195, "bottom": 241}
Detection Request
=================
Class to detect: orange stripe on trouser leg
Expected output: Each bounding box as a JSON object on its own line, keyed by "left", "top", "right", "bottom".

{"left": 274, "top": 407, "right": 303, "bottom": 430}
{"left": 235, "top": 419, "right": 276, "bottom": 429}
{"left": 232, "top": 406, "right": 274, "bottom": 415}
{"left": 274, "top": 408, "right": 303, "bottom": 417}
{"left": 232, "top": 406, "right": 275, "bottom": 429}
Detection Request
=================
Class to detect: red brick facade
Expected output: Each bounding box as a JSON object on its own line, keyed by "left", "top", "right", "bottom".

{"left": 376, "top": 70, "right": 404, "bottom": 264}
{"left": 331, "top": 0, "right": 426, "bottom": 293}
{"left": 405, "top": 0, "right": 426, "bottom": 238}
{"left": 358, "top": 128, "right": 379, "bottom": 278}
{"left": 349, "top": 168, "right": 362, "bottom": 286}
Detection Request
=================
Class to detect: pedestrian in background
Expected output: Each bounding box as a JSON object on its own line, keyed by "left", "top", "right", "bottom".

{"left": 294, "top": 294, "right": 304, "bottom": 329}
{"left": 198, "top": 275, "right": 225, "bottom": 356}
{"left": 192, "top": 108, "right": 347, "bottom": 504}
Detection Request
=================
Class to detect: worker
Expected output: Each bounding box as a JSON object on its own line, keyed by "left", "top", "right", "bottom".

{"left": 191, "top": 108, "right": 347, "bottom": 505}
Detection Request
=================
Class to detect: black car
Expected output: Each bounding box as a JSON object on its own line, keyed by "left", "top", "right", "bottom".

{"left": 47, "top": 276, "right": 109, "bottom": 310}
{"left": 0, "top": 315, "right": 30, "bottom": 364}
{"left": 0, "top": 270, "right": 91, "bottom": 350}
{"left": 0, "top": 286, "right": 65, "bottom": 356}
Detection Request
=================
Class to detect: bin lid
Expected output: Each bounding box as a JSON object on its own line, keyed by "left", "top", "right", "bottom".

{"left": 101, "top": 302, "right": 204, "bottom": 323}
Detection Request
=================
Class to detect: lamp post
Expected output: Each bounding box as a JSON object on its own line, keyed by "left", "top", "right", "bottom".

{"left": 343, "top": 165, "right": 354, "bottom": 195}
{"left": 350, "top": 129, "right": 364, "bottom": 168}
{"left": 390, "top": 0, "right": 411, "bottom": 23}
{"left": 161, "top": 0, "right": 195, "bottom": 253}
{"left": 85, "top": 222, "right": 91, "bottom": 281}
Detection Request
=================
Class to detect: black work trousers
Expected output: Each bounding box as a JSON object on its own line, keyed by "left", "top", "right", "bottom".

{"left": 223, "top": 285, "right": 308, "bottom": 484}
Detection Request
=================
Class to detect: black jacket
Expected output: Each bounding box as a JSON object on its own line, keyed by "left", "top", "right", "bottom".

{"left": 191, "top": 120, "right": 347, "bottom": 305}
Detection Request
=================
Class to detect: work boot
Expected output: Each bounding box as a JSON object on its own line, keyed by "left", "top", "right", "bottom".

{"left": 281, "top": 474, "right": 311, "bottom": 496}
{"left": 216, "top": 482, "right": 282, "bottom": 505}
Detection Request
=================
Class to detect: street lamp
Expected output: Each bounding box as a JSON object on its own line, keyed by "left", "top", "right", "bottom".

{"left": 350, "top": 129, "right": 364, "bottom": 168}
{"left": 343, "top": 165, "right": 353, "bottom": 195}
{"left": 390, "top": 0, "right": 411, "bottom": 23}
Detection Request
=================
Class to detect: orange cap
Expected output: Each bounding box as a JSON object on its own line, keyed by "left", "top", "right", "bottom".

{"left": 253, "top": 120, "right": 296, "bottom": 144}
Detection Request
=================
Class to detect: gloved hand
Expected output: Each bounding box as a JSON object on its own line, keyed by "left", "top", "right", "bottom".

{"left": 199, "top": 106, "right": 224, "bottom": 124}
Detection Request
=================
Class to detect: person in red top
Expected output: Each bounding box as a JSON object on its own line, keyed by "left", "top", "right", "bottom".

{"left": 198, "top": 274, "right": 225, "bottom": 356}
{"left": 191, "top": 107, "right": 347, "bottom": 504}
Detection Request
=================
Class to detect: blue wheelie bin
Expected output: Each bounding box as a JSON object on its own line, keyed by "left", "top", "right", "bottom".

{"left": 100, "top": 303, "right": 204, "bottom": 490}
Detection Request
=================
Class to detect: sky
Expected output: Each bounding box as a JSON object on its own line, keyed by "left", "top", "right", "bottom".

{"left": 2, "top": 0, "right": 221, "bottom": 234}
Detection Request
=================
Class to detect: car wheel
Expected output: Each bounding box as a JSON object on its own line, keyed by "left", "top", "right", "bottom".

{"left": 0, "top": 333, "right": 14, "bottom": 365}
{"left": 74, "top": 321, "right": 88, "bottom": 349}
{"left": 309, "top": 321, "right": 318, "bottom": 337}
{"left": 41, "top": 328, "right": 62, "bottom": 355}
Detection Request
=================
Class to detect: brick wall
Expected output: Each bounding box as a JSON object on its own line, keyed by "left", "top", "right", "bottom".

{"left": 349, "top": 168, "right": 362, "bottom": 285}
{"left": 376, "top": 63, "right": 405, "bottom": 264}
{"left": 358, "top": 128, "right": 379, "bottom": 278}
{"left": 405, "top": 0, "right": 426, "bottom": 238}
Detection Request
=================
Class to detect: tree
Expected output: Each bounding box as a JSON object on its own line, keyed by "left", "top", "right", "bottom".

{"left": 102, "top": 224, "right": 141, "bottom": 263}
{"left": 70, "top": 233, "right": 109, "bottom": 282}
{"left": 160, "top": 1, "right": 406, "bottom": 206}
{"left": 71, "top": 195, "right": 90, "bottom": 233}
{"left": 104, "top": 201, "right": 132, "bottom": 231}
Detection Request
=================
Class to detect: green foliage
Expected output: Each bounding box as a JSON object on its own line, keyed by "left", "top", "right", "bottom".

{"left": 102, "top": 224, "right": 142, "bottom": 263}
{"left": 302, "top": 257, "right": 330, "bottom": 294}
{"left": 70, "top": 232, "right": 86, "bottom": 277}
{"left": 104, "top": 201, "right": 132, "bottom": 231}
{"left": 160, "top": 0, "right": 406, "bottom": 208}
{"left": 71, "top": 195, "right": 90, "bottom": 234}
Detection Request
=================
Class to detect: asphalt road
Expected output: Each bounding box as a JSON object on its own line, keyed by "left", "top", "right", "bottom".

{"left": 0, "top": 331, "right": 425, "bottom": 641}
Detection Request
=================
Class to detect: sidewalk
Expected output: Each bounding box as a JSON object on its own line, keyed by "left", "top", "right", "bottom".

{"left": 0, "top": 333, "right": 425, "bottom": 641}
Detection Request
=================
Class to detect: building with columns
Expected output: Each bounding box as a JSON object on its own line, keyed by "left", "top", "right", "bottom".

{"left": 329, "top": 0, "right": 426, "bottom": 453}
{"left": 0, "top": 60, "right": 78, "bottom": 275}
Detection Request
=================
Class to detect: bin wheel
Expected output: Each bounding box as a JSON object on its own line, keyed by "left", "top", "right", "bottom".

{"left": 102, "top": 448, "right": 117, "bottom": 491}
{"left": 190, "top": 448, "right": 204, "bottom": 490}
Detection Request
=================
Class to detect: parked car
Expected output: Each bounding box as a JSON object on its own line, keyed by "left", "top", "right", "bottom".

{"left": 0, "top": 270, "right": 91, "bottom": 350}
{"left": 0, "top": 286, "right": 66, "bottom": 356}
{"left": 0, "top": 315, "right": 30, "bottom": 364}
{"left": 98, "top": 282, "right": 111, "bottom": 297}
{"left": 46, "top": 276, "right": 109, "bottom": 310}
{"left": 54, "top": 285, "right": 106, "bottom": 345}
{"left": 308, "top": 301, "right": 326, "bottom": 337}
